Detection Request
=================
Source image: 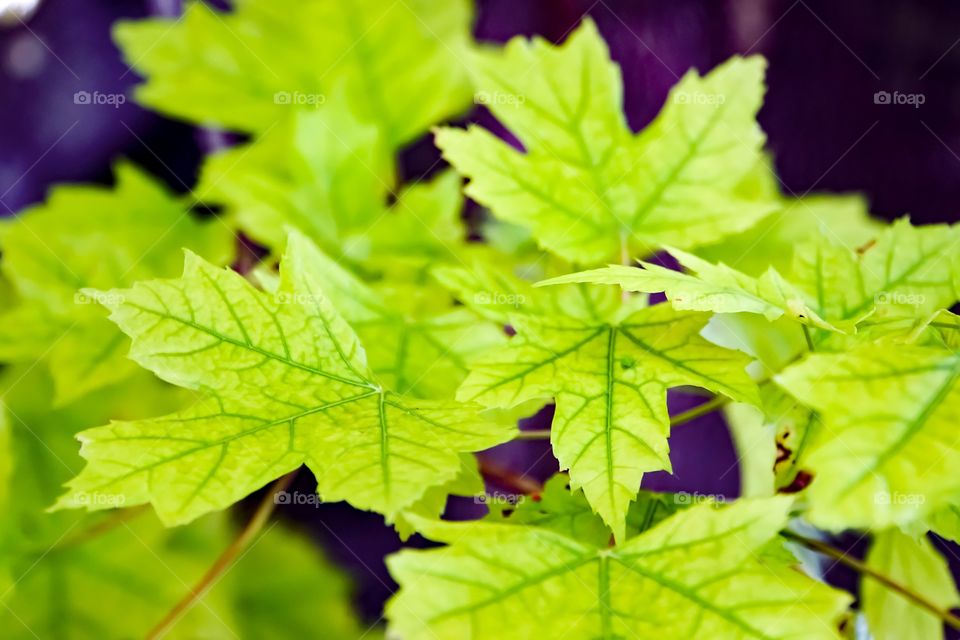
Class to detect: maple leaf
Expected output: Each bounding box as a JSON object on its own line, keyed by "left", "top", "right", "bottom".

{"left": 116, "top": 0, "right": 474, "bottom": 146}
{"left": 777, "top": 344, "right": 960, "bottom": 529}
{"left": 0, "top": 163, "right": 233, "bottom": 404}
{"left": 54, "top": 232, "right": 512, "bottom": 525}
{"left": 862, "top": 529, "right": 959, "bottom": 640}
{"left": 436, "top": 20, "right": 776, "bottom": 264}
{"left": 387, "top": 497, "right": 850, "bottom": 639}
{"left": 440, "top": 263, "right": 758, "bottom": 539}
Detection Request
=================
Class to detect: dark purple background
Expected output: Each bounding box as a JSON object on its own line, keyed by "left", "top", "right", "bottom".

{"left": 2, "top": 0, "right": 959, "bottom": 631}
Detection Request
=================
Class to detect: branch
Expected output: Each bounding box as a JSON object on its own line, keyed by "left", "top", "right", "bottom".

{"left": 146, "top": 471, "right": 298, "bottom": 639}
{"left": 781, "top": 530, "right": 960, "bottom": 631}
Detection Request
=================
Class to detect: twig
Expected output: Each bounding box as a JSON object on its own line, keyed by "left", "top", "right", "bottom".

{"left": 146, "top": 471, "right": 298, "bottom": 639}
{"left": 477, "top": 457, "right": 543, "bottom": 495}
{"left": 781, "top": 530, "right": 960, "bottom": 631}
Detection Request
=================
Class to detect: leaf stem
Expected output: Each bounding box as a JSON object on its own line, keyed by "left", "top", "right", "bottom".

{"left": 619, "top": 234, "right": 632, "bottom": 302}
{"left": 669, "top": 395, "right": 729, "bottom": 427}
{"left": 801, "top": 324, "right": 816, "bottom": 352}
{"left": 513, "top": 396, "right": 730, "bottom": 441}
{"left": 52, "top": 505, "right": 150, "bottom": 551}
{"left": 477, "top": 457, "right": 543, "bottom": 495}
{"left": 780, "top": 530, "right": 960, "bottom": 631}
{"left": 146, "top": 471, "right": 298, "bottom": 640}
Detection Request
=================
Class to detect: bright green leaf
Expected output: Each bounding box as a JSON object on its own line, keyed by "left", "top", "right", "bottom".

{"left": 777, "top": 345, "right": 960, "bottom": 530}
{"left": 55, "top": 232, "right": 512, "bottom": 525}
{"left": 116, "top": 0, "right": 474, "bottom": 145}
{"left": 863, "top": 530, "right": 959, "bottom": 640}
{"left": 0, "top": 163, "right": 233, "bottom": 403}
{"left": 387, "top": 497, "right": 850, "bottom": 639}
{"left": 437, "top": 20, "right": 775, "bottom": 264}
{"left": 457, "top": 289, "right": 758, "bottom": 539}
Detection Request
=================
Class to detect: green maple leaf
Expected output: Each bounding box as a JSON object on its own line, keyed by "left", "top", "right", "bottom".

{"left": 55, "top": 232, "right": 512, "bottom": 526}
{"left": 547, "top": 218, "right": 960, "bottom": 346}
{"left": 0, "top": 163, "right": 233, "bottom": 404}
{"left": 116, "top": 0, "right": 474, "bottom": 146}
{"left": 862, "top": 530, "right": 959, "bottom": 640}
{"left": 1, "top": 362, "right": 367, "bottom": 639}
{"left": 540, "top": 247, "right": 846, "bottom": 331}
{"left": 200, "top": 105, "right": 471, "bottom": 276}
{"left": 697, "top": 157, "right": 881, "bottom": 277}
{"left": 777, "top": 345, "right": 960, "bottom": 530}
{"left": 433, "top": 259, "right": 623, "bottom": 326}
{"left": 443, "top": 265, "right": 758, "bottom": 539}
{"left": 435, "top": 20, "right": 776, "bottom": 265}
{"left": 386, "top": 497, "right": 850, "bottom": 639}
{"left": 790, "top": 218, "right": 960, "bottom": 326}
{"left": 927, "top": 506, "right": 960, "bottom": 543}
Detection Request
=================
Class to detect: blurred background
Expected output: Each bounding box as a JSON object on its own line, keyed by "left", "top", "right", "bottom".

{"left": 2, "top": 0, "right": 959, "bottom": 631}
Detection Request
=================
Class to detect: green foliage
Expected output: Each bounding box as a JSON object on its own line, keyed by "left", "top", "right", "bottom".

{"left": 0, "top": 367, "right": 363, "bottom": 639}
{"left": 862, "top": 530, "right": 960, "bottom": 640}
{"left": 0, "top": 164, "right": 233, "bottom": 403}
{"left": 436, "top": 20, "right": 776, "bottom": 264}
{"left": 3, "top": 5, "right": 960, "bottom": 639}
{"left": 115, "top": 0, "right": 474, "bottom": 146}
{"left": 777, "top": 345, "right": 960, "bottom": 530}
{"left": 387, "top": 497, "right": 850, "bottom": 639}
{"left": 444, "top": 265, "right": 758, "bottom": 539}
{"left": 55, "top": 232, "right": 511, "bottom": 525}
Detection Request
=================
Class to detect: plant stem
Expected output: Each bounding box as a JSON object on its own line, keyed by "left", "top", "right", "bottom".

{"left": 514, "top": 396, "right": 730, "bottom": 441}
{"left": 146, "top": 471, "right": 298, "bottom": 640}
{"left": 477, "top": 457, "right": 543, "bottom": 495}
{"left": 669, "top": 395, "right": 729, "bottom": 427}
{"left": 51, "top": 505, "right": 150, "bottom": 551}
{"left": 801, "top": 324, "right": 816, "bottom": 352}
{"left": 780, "top": 530, "right": 960, "bottom": 631}
{"left": 514, "top": 429, "right": 551, "bottom": 440}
